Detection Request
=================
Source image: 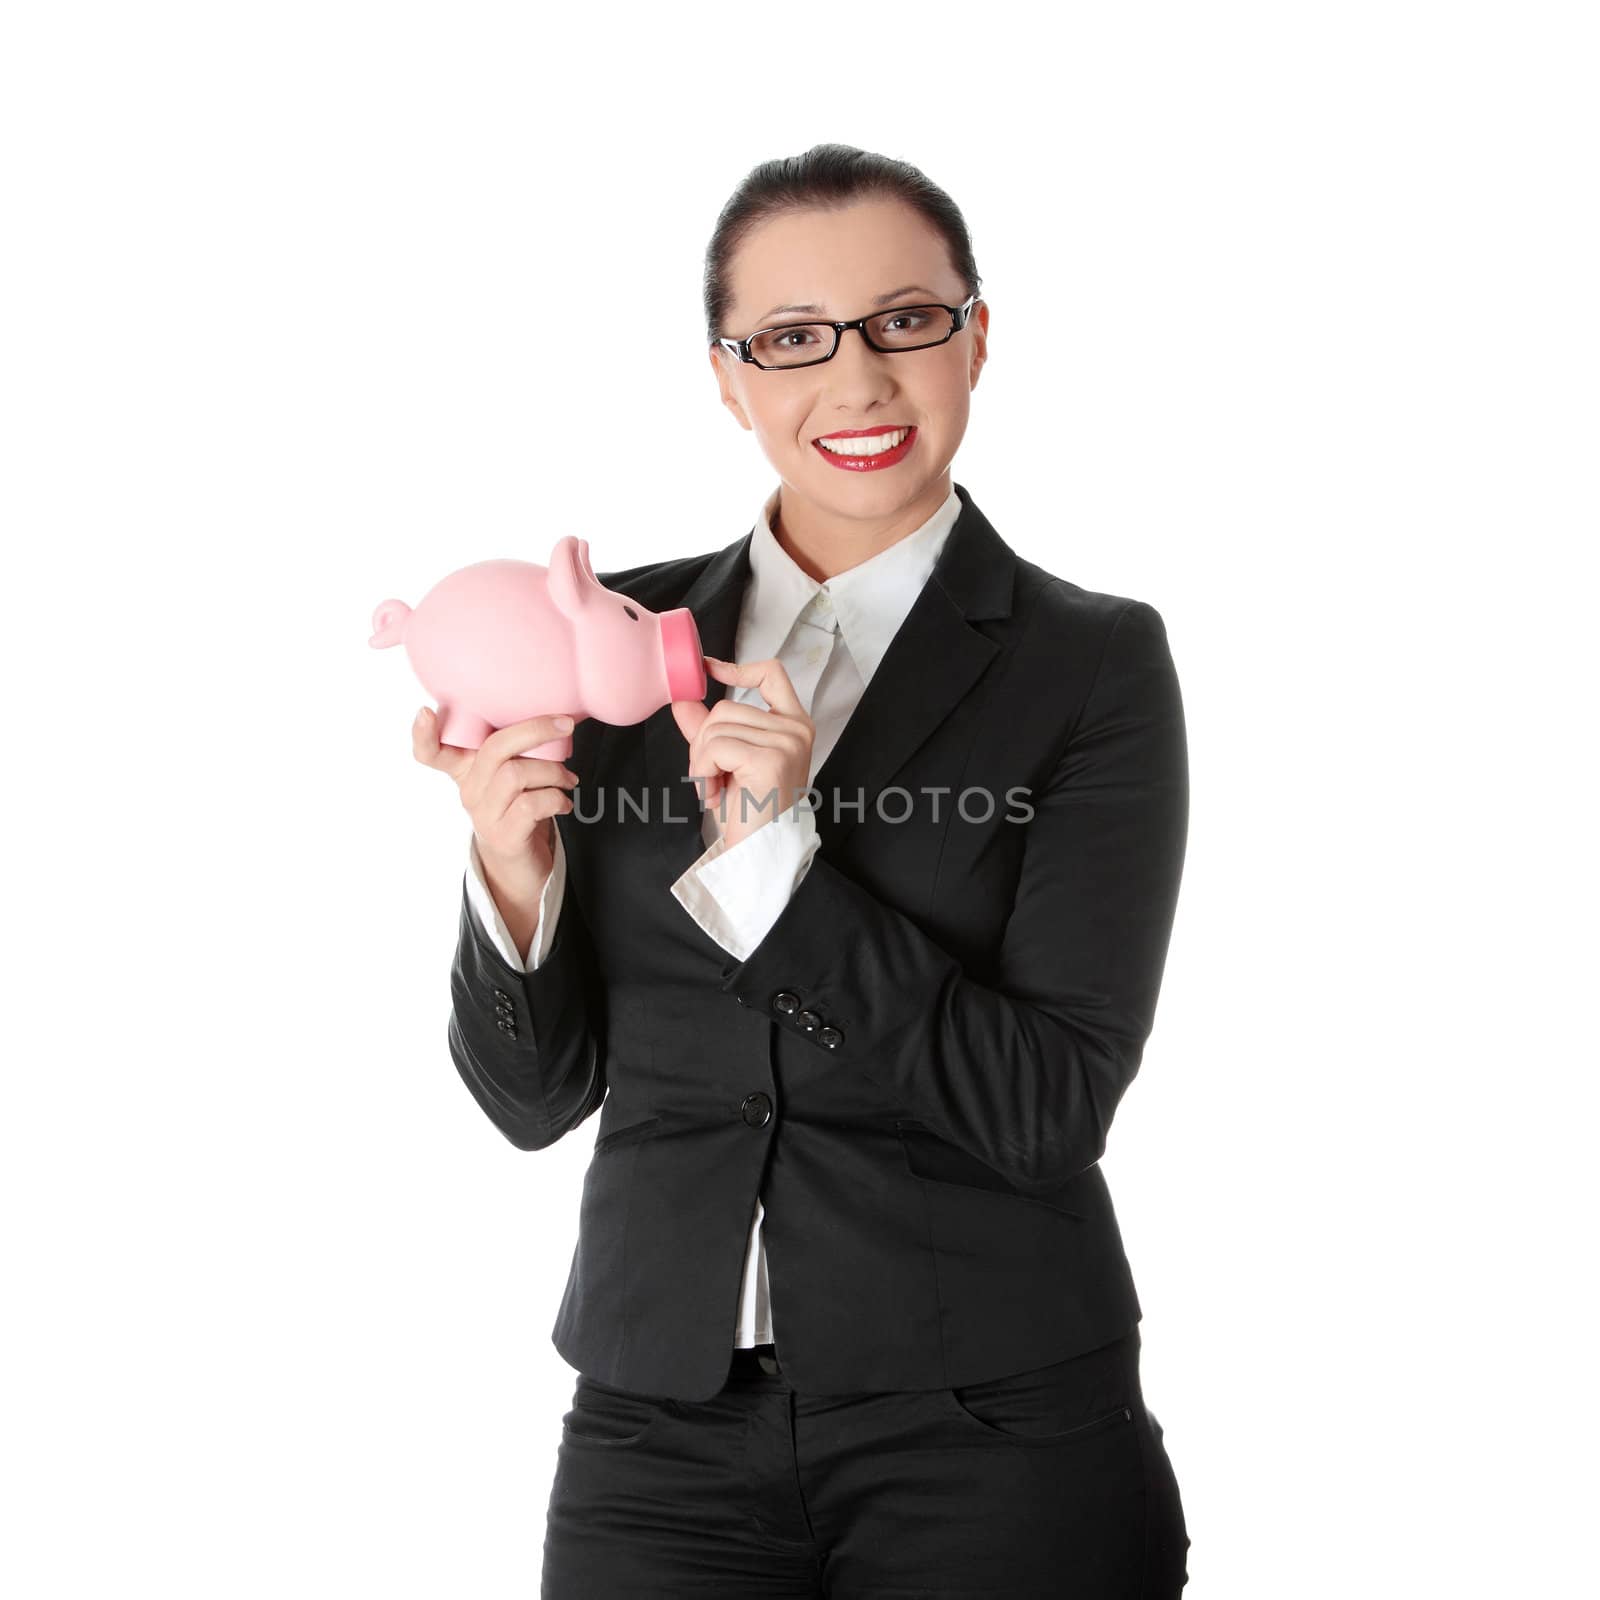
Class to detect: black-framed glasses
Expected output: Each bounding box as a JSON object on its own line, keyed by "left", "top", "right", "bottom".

{"left": 713, "top": 291, "right": 981, "bottom": 371}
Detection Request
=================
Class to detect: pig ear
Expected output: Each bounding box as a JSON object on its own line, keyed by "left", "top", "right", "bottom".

{"left": 546, "top": 536, "right": 597, "bottom": 620}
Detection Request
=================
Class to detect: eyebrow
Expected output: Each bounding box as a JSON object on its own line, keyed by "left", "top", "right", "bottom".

{"left": 757, "top": 284, "right": 940, "bottom": 322}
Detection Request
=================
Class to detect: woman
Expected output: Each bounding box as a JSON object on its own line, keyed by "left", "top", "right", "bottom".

{"left": 418, "top": 144, "right": 1191, "bottom": 1597}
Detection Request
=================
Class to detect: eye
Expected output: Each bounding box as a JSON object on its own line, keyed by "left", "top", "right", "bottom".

{"left": 623, "top": 604, "right": 639, "bottom": 621}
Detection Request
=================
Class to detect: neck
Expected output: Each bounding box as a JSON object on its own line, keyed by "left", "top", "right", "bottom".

{"left": 773, "top": 471, "right": 951, "bottom": 582}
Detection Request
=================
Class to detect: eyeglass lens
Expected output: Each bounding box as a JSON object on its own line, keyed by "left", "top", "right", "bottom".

{"left": 747, "top": 305, "right": 956, "bottom": 369}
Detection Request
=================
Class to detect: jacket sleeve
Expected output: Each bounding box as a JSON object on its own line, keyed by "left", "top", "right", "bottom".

{"left": 717, "top": 599, "right": 1189, "bottom": 1195}
{"left": 447, "top": 816, "right": 605, "bottom": 1151}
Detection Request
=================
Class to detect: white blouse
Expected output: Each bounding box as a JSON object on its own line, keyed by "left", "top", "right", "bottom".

{"left": 466, "top": 482, "right": 962, "bottom": 1346}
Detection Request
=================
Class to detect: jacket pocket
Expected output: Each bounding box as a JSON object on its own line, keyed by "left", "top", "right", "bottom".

{"left": 592, "top": 1115, "right": 664, "bottom": 1155}
{"left": 895, "top": 1121, "right": 1095, "bottom": 1217}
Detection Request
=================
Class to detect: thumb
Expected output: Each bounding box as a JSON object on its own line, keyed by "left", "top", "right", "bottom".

{"left": 670, "top": 698, "right": 709, "bottom": 744}
{"left": 669, "top": 697, "right": 726, "bottom": 809}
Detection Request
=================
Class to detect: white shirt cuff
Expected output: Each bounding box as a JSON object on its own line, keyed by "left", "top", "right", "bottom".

{"left": 465, "top": 826, "right": 567, "bottom": 972}
{"left": 669, "top": 801, "right": 820, "bottom": 961}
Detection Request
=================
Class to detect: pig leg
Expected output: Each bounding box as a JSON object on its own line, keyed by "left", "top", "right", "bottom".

{"left": 437, "top": 704, "right": 574, "bottom": 761}
{"left": 436, "top": 705, "right": 494, "bottom": 751}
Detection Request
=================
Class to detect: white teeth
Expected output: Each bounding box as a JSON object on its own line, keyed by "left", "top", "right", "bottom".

{"left": 816, "top": 427, "right": 911, "bottom": 456}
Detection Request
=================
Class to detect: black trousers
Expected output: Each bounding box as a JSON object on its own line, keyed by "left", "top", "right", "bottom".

{"left": 541, "top": 1324, "right": 1190, "bottom": 1597}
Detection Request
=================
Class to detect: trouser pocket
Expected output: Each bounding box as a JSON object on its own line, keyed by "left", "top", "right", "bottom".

{"left": 941, "top": 1329, "right": 1140, "bottom": 1447}
{"left": 561, "top": 1374, "right": 673, "bottom": 1449}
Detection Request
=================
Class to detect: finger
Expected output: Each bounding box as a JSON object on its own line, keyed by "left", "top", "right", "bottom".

{"left": 699, "top": 699, "right": 810, "bottom": 735}
{"left": 680, "top": 694, "right": 796, "bottom": 766}
{"left": 480, "top": 713, "right": 576, "bottom": 765}
{"left": 504, "top": 785, "right": 576, "bottom": 833}
{"left": 673, "top": 698, "right": 803, "bottom": 810}
{"left": 683, "top": 732, "right": 726, "bottom": 810}
{"left": 462, "top": 713, "right": 576, "bottom": 807}
{"left": 692, "top": 718, "right": 796, "bottom": 753}
{"left": 412, "top": 707, "right": 473, "bottom": 782}
{"left": 704, "top": 656, "right": 805, "bottom": 719}
{"left": 480, "top": 786, "right": 575, "bottom": 861}
{"left": 697, "top": 734, "right": 793, "bottom": 785}
{"left": 674, "top": 703, "right": 732, "bottom": 809}
{"left": 694, "top": 732, "right": 805, "bottom": 822}
{"left": 678, "top": 704, "right": 793, "bottom": 796}
{"left": 484, "top": 754, "right": 579, "bottom": 815}
{"left": 671, "top": 698, "right": 710, "bottom": 747}
{"left": 670, "top": 700, "right": 726, "bottom": 804}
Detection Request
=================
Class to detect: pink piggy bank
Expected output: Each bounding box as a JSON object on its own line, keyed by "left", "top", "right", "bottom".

{"left": 368, "top": 536, "right": 706, "bottom": 762}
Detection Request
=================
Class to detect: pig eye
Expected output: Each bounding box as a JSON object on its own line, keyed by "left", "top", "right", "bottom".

{"left": 622, "top": 604, "right": 639, "bottom": 621}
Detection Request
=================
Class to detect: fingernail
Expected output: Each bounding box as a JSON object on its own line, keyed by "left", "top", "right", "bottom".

{"left": 554, "top": 715, "right": 574, "bottom": 731}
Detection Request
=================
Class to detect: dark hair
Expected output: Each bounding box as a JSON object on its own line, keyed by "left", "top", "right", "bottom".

{"left": 703, "top": 142, "right": 983, "bottom": 344}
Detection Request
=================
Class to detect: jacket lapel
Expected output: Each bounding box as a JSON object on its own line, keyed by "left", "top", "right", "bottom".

{"left": 643, "top": 482, "right": 1017, "bottom": 878}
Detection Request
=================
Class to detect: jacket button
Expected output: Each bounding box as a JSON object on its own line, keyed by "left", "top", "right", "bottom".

{"left": 493, "top": 988, "right": 510, "bottom": 1002}
{"left": 772, "top": 991, "right": 800, "bottom": 1014}
{"left": 817, "top": 1025, "right": 843, "bottom": 1049}
{"left": 497, "top": 1019, "right": 517, "bottom": 1036}
{"left": 740, "top": 1092, "right": 772, "bottom": 1128}
{"left": 795, "top": 1009, "right": 820, "bottom": 1031}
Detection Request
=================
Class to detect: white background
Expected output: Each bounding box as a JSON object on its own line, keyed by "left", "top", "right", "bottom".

{"left": 3, "top": 2, "right": 1595, "bottom": 1594}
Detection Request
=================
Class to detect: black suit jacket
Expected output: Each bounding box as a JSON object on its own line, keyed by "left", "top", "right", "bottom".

{"left": 446, "top": 482, "right": 1189, "bottom": 1403}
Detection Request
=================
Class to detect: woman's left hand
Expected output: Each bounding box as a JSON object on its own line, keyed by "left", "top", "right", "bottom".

{"left": 670, "top": 657, "right": 815, "bottom": 850}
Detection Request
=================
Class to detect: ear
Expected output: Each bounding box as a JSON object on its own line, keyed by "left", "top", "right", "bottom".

{"left": 546, "top": 536, "right": 597, "bottom": 620}
{"left": 575, "top": 537, "right": 598, "bottom": 584}
{"left": 709, "top": 345, "right": 750, "bottom": 429}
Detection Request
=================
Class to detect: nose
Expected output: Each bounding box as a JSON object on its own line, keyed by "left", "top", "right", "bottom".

{"left": 819, "top": 330, "right": 901, "bottom": 409}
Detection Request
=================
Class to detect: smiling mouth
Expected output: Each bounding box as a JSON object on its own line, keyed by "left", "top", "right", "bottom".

{"left": 813, "top": 425, "right": 916, "bottom": 457}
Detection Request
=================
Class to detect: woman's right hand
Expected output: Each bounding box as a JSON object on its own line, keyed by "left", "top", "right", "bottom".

{"left": 412, "top": 708, "right": 580, "bottom": 903}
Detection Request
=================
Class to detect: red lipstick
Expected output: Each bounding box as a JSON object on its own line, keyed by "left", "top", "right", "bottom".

{"left": 811, "top": 423, "right": 918, "bottom": 472}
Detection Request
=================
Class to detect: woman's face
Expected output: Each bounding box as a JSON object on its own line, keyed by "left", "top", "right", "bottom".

{"left": 710, "top": 196, "right": 988, "bottom": 536}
